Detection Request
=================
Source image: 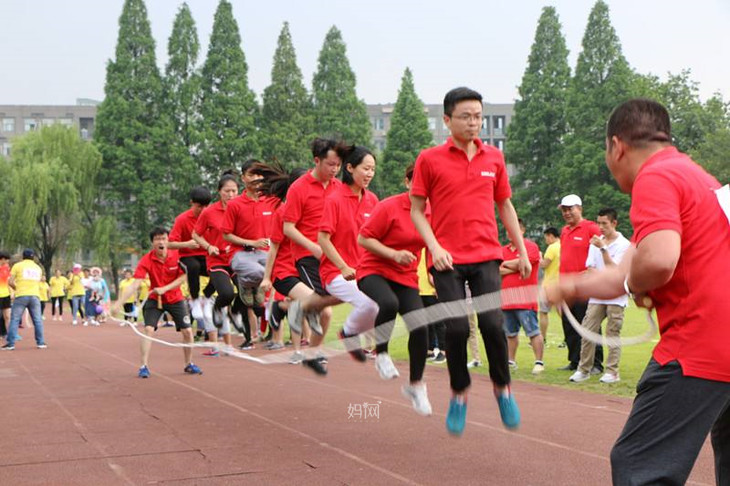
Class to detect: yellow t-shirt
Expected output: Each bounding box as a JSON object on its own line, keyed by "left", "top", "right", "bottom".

{"left": 118, "top": 278, "right": 137, "bottom": 304}
{"left": 138, "top": 278, "right": 150, "bottom": 301}
{"left": 542, "top": 241, "right": 561, "bottom": 286}
{"left": 68, "top": 273, "right": 86, "bottom": 297}
{"left": 39, "top": 281, "right": 50, "bottom": 301}
{"left": 50, "top": 276, "right": 69, "bottom": 297}
{"left": 10, "top": 260, "right": 43, "bottom": 298}
{"left": 417, "top": 249, "right": 436, "bottom": 296}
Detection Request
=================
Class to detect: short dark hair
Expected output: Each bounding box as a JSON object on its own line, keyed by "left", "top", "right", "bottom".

{"left": 241, "top": 158, "right": 261, "bottom": 175}
{"left": 189, "top": 186, "right": 212, "bottom": 206}
{"left": 543, "top": 227, "right": 559, "bottom": 238}
{"left": 0, "top": 251, "right": 10, "bottom": 260}
{"left": 311, "top": 138, "right": 343, "bottom": 160}
{"left": 598, "top": 207, "right": 618, "bottom": 222}
{"left": 444, "top": 87, "right": 483, "bottom": 117}
{"left": 149, "top": 227, "right": 168, "bottom": 242}
{"left": 217, "top": 170, "right": 239, "bottom": 191}
{"left": 339, "top": 145, "right": 375, "bottom": 185}
{"left": 405, "top": 163, "right": 415, "bottom": 181}
{"left": 607, "top": 98, "right": 671, "bottom": 149}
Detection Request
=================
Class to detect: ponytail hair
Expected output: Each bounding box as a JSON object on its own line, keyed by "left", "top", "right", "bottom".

{"left": 217, "top": 169, "right": 239, "bottom": 191}
{"left": 249, "top": 164, "right": 308, "bottom": 202}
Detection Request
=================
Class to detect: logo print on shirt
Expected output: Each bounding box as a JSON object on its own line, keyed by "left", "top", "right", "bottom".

{"left": 364, "top": 213, "right": 371, "bottom": 218}
{"left": 481, "top": 171, "right": 495, "bottom": 178}
{"left": 263, "top": 211, "right": 272, "bottom": 216}
{"left": 574, "top": 237, "right": 583, "bottom": 241}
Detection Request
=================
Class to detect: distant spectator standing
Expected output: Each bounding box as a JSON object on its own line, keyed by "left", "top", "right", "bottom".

{"left": 538, "top": 227, "right": 560, "bottom": 343}
{"left": 49, "top": 269, "right": 69, "bottom": 321}
{"left": 1, "top": 249, "right": 46, "bottom": 350}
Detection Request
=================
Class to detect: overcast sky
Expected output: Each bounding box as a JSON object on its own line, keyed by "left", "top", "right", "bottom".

{"left": 2, "top": 0, "right": 728, "bottom": 106}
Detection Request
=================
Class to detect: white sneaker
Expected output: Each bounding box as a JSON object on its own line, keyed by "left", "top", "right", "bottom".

{"left": 402, "top": 383, "right": 432, "bottom": 416}
{"left": 72, "top": 319, "right": 78, "bottom": 326}
{"left": 91, "top": 320, "right": 100, "bottom": 326}
{"left": 507, "top": 360, "right": 517, "bottom": 370}
{"left": 203, "top": 298, "right": 214, "bottom": 329}
{"left": 569, "top": 370, "right": 591, "bottom": 383}
{"left": 532, "top": 362, "right": 545, "bottom": 375}
{"left": 190, "top": 298, "right": 205, "bottom": 323}
{"left": 599, "top": 373, "right": 621, "bottom": 384}
{"left": 468, "top": 359, "right": 482, "bottom": 368}
{"left": 375, "top": 353, "right": 399, "bottom": 380}
{"left": 83, "top": 321, "right": 88, "bottom": 327}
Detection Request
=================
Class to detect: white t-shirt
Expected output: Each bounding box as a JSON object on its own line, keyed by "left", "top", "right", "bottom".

{"left": 585, "top": 232, "right": 631, "bottom": 306}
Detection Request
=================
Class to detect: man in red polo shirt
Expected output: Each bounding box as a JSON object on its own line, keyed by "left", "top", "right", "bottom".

{"left": 411, "top": 87, "right": 530, "bottom": 436}
{"left": 114, "top": 227, "right": 202, "bottom": 379}
{"left": 169, "top": 186, "right": 212, "bottom": 323}
{"left": 547, "top": 98, "right": 730, "bottom": 484}
{"left": 557, "top": 194, "right": 603, "bottom": 372}
{"left": 500, "top": 219, "right": 543, "bottom": 375}
{"left": 283, "top": 138, "right": 344, "bottom": 366}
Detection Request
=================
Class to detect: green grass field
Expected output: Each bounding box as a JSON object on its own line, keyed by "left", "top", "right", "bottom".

{"left": 326, "top": 302, "right": 656, "bottom": 398}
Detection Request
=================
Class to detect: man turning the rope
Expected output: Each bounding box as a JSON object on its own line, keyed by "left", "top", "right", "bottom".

{"left": 114, "top": 227, "right": 202, "bottom": 379}
{"left": 548, "top": 98, "right": 730, "bottom": 485}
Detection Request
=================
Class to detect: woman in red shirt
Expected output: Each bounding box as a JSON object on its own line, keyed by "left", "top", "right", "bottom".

{"left": 357, "top": 165, "right": 431, "bottom": 415}
{"left": 192, "top": 172, "right": 240, "bottom": 355}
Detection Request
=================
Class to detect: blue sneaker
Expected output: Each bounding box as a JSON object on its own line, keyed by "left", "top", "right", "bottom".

{"left": 184, "top": 363, "right": 202, "bottom": 375}
{"left": 445, "top": 397, "right": 467, "bottom": 436}
{"left": 138, "top": 366, "right": 150, "bottom": 379}
{"left": 496, "top": 388, "right": 521, "bottom": 429}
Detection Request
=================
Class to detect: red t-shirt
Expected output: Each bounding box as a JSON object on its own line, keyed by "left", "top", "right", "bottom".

{"left": 269, "top": 204, "right": 298, "bottom": 281}
{"left": 358, "top": 192, "right": 425, "bottom": 289}
{"left": 194, "top": 201, "right": 240, "bottom": 269}
{"left": 631, "top": 147, "right": 730, "bottom": 382}
{"left": 169, "top": 208, "right": 206, "bottom": 257}
{"left": 501, "top": 238, "right": 540, "bottom": 311}
{"left": 134, "top": 249, "right": 185, "bottom": 305}
{"left": 319, "top": 184, "right": 379, "bottom": 286}
{"left": 410, "top": 137, "right": 511, "bottom": 265}
{"left": 221, "top": 193, "right": 277, "bottom": 251}
{"left": 559, "top": 220, "right": 601, "bottom": 274}
{"left": 284, "top": 171, "right": 342, "bottom": 262}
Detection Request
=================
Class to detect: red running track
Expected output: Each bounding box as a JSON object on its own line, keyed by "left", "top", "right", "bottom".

{"left": 0, "top": 318, "right": 716, "bottom": 485}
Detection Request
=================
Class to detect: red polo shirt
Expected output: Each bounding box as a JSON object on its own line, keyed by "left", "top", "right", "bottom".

{"left": 169, "top": 208, "right": 206, "bottom": 257}
{"left": 410, "top": 137, "right": 511, "bottom": 265}
{"left": 631, "top": 147, "right": 730, "bottom": 382}
{"left": 284, "top": 171, "right": 342, "bottom": 262}
{"left": 501, "top": 238, "right": 540, "bottom": 311}
{"left": 194, "top": 201, "right": 240, "bottom": 269}
{"left": 221, "top": 193, "right": 277, "bottom": 250}
{"left": 270, "top": 204, "right": 298, "bottom": 281}
{"left": 319, "top": 184, "right": 379, "bottom": 286}
{"left": 134, "top": 249, "right": 184, "bottom": 305}
{"left": 559, "top": 219, "right": 601, "bottom": 274}
{"left": 358, "top": 192, "right": 426, "bottom": 289}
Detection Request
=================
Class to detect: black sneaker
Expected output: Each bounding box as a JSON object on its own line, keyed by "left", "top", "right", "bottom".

{"left": 1, "top": 343, "right": 15, "bottom": 351}
{"left": 432, "top": 352, "right": 446, "bottom": 364}
{"left": 303, "top": 358, "right": 327, "bottom": 376}
{"left": 337, "top": 329, "right": 367, "bottom": 362}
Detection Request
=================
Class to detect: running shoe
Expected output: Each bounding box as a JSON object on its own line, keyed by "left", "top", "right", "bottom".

{"left": 286, "top": 300, "right": 303, "bottom": 335}
{"left": 402, "top": 383, "right": 432, "bottom": 416}
{"left": 316, "top": 351, "right": 328, "bottom": 364}
{"left": 599, "top": 372, "right": 621, "bottom": 384}
{"left": 337, "top": 329, "right": 367, "bottom": 362}
{"left": 202, "top": 348, "right": 219, "bottom": 357}
{"left": 446, "top": 397, "right": 467, "bottom": 436}
{"left": 569, "top": 371, "right": 590, "bottom": 383}
{"left": 267, "top": 342, "right": 284, "bottom": 351}
{"left": 468, "top": 359, "right": 482, "bottom": 369}
{"left": 495, "top": 387, "right": 520, "bottom": 429}
{"left": 239, "top": 340, "right": 254, "bottom": 350}
{"left": 432, "top": 352, "right": 446, "bottom": 364}
{"left": 37, "top": 343, "right": 48, "bottom": 349}
{"left": 138, "top": 366, "right": 150, "bottom": 378}
{"left": 303, "top": 357, "right": 327, "bottom": 376}
{"left": 375, "top": 353, "right": 400, "bottom": 380}
{"left": 184, "top": 363, "right": 203, "bottom": 375}
{"left": 1, "top": 344, "right": 15, "bottom": 351}
{"left": 532, "top": 362, "right": 545, "bottom": 375}
{"left": 289, "top": 351, "right": 304, "bottom": 364}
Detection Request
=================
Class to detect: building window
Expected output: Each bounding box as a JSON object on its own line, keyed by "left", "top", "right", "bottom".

{"left": 42, "top": 118, "right": 55, "bottom": 127}
{"left": 493, "top": 116, "right": 505, "bottom": 137}
{"left": 2, "top": 118, "right": 15, "bottom": 133}
{"left": 1, "top": 142, "right": 10, "bottom": 157}
{"left": 493, "top": 139, "right": 505, "bottom": 151}
{"left": 373, "top": 118, "right": 385, "bottom": 131}
{"left": 481, "top": 116, "right": 490, "bottom": 135}
{"left": 428, "top": 117, "right": 437, "bottom": 130}
{"left": 58, "top": 118, "right": 73, "bottom": 127}
{"left": 376, "top": 140, "right": 386, "bottom": 151}
{"left": 24, "top": 119, "right": 38, "bottom": 132}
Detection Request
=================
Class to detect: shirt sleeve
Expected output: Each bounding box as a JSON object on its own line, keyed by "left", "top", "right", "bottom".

{"left": 284, "top": 183, "right": 303, "bottom": 224}
{"left": 359, "top": 201, "right": 391, "bottom": 240}
{"left": 220, "top": 200, "right": 237, "bottom": 234}
{"left": 527, "top": 241, "right": 541, "bottom": 265}
{"left": 133, "top": 256, "right": 149, "bottom": 280}
{"left": 630, "top": 170, "right": 683, "bottom": 245}
{"left": 493, "top": 151, "right": 512, "bottom": 203}
{"left": 319, "top": 197, "right": 339, "bottom": 235}
{"left": 169, "top": 215, "right": 183, "bottom": 242}
{"left": 194, "top": 208, "right": 208, "bottom": 236}
{"left": 270, "top": 209, "right": 285, "bottom": 244}
{"left": 409, "top": 153, "right": 430, "bottom": 198}
{"left": 545, "top": 243, "right": 557, "bottom": 262}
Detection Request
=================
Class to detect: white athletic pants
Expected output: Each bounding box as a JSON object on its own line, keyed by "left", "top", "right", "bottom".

{"left": 325, "top": 275, "right": 379, "bottom": 336}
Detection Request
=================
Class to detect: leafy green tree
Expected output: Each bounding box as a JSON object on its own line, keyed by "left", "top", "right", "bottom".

{"left": 505, "top": 6, "right": 571, "bottom": 229}
{"left": 312, "top": 26, "right": 371, "bottom": 146}
{"left": 559, "top": 0, "right": 634, "bottom": 229}
{"left": 199, "top": 0, "right": 259, "bottom": 179}
{"left": 378, "top": 68, "right": 432, "bottom": 197}
{"left": 0, "top": 125, "right": 101, "bottom": 277}
{"left": 692, "top": 128, "right": 730, "bottom": 184}
{"left": 95, "top": 0, "right": 182, "bottom": 249}
{"left": 163, "top": 2, "right": 203, "bottom": 190}
{"left": 260, "top": 22, "right": 315, "bottom": 170}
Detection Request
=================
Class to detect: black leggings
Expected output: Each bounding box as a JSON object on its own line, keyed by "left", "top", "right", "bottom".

{"left": 51, "top": 296, "right": 64, "bottom": 315}
{"left": 358, "top": 275, "right": 427, "bottom": 383}
{"left": 180, "top": 255, "right": 208, "bottom": 299}
{"left": 431, "top": 260, "right": 509, "bottom": 392}
{"left": 209, "top": 266, "right": 236, "bottom": 311}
